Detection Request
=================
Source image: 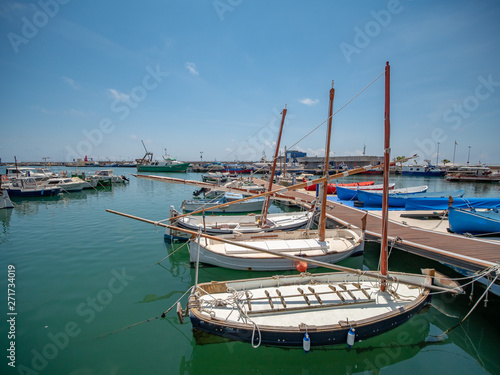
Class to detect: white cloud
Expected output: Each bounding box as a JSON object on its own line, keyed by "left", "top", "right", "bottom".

{"left": 185, "top": 62, "right": 199, "bottom": 75}
{"left": 62, "top": 76, "right": 80, "bottom": 89}
{"left": 298, "top": 98, "right": 319, "bottom": 106}
{"left": 108, "top": 88, "right": 130, "bottom": 102}
{"left": 64, "top": 109, "right": 86, "bottom": 116}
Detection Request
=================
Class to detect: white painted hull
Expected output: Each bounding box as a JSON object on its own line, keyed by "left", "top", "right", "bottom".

{"left": 182, "top": 197, "right": 265, "bottom": 213}
{"left": 168, "top": 209, "right": 312, "bottom": 239}
{"left": 0, "top": 190, "right": 14, "bottom": 209}
{"left": 189, "top": 228, "right": 364, "bottom": 271}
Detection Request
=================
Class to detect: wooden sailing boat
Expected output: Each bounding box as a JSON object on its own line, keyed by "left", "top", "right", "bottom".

{"left": 186, "top": 63, "right": 454, "bottom": 347}
{"left": 186, "top": 84, "right": 364, "bottom": 271}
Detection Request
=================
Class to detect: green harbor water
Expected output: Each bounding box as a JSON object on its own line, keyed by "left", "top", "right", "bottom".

{"left": 1, "top": 167, "right": 499, "bottom": 375}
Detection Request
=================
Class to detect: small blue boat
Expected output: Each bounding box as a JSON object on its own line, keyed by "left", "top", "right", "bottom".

{"left": 405, "top": 197, "right": 500, "bottom": 211}
{"left": 335, "top": 183, "right": 394, "bottom": 201}
{"left": 448, "top": 206, "right": 500, "bottom": 235}
{"left": 357, "top": 185, "right": 430, "bottom": 207}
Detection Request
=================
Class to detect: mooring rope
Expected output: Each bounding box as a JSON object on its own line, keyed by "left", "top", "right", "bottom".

{"left": 155, "top": 240, "right": 191, "bottom": 265}
{"left": 435, "top": 272, "right": 499, "bottom": 339}
{"left": 95, "top": 286, "right": 193, "bottom": 339}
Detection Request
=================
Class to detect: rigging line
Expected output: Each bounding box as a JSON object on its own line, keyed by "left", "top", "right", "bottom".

{"left": 94, "top": 286, "right": 193, "bottom": 340}
{"left": 286, "top": 70, "right": 385, "bottom": 152}
{"left": 155, "top": 240, "right": 191, "bottom": 265}
{"left": 219, "top": 115, "right": 280, "bottom": 164}
{"left": 435, "top": 272, "right": 499, "bottom": 339}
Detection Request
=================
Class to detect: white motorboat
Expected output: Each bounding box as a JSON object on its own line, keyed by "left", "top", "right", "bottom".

{"left": 41, "top": 177, "right": 89, "bottom": 192}
{"left": 5, "top": 166, "right": 57, "bottom": 181}
{"left": 86, "top": 169, "right": 129, "bottom": 186}
{"left": 7, "top": 177, "right": 61, "bottom": 197}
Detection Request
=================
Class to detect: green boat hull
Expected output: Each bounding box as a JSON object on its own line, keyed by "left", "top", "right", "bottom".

{"left": 136, "top": 163, "right": 190, "bottom": 172}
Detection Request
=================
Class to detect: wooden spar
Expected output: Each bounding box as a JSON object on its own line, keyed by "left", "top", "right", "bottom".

{"left": 319, "top": 82, "right": 335, "bottom": 242}
{"left": 380, "top": 61, "right": 390, "bottom": 292}
{"left": 131, "top": 175, "right": 262, "bottom": 195}
{"left": 144, "top": 155, "right": 418, "bottom": 222}
{"left": 260, "top": 105, "right": 287, "bottom": 226}
{"left": 14, "top": 156, "right": 19, "bottom": 178}
{"left": 105, "top": 208, "right": 461, "bottom": 294}
{"left": 284, "top": 146, "right": 288, "bottom": 178}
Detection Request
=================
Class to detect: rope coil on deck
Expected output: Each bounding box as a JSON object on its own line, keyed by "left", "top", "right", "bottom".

{"left": 196, "top": 286, "right": 262, "bottom": 348}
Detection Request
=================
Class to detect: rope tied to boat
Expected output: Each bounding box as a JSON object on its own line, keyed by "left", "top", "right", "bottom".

{"left": 95, "top": 286, "right": 193, "bottom": 339}
{"left": 155, "top": 239, "right": 191, "bottom": 265}
{"left": 387, "top": 236, "right": 402, "bottom": 260}
{"left": 426, "top": 264, "right": 500, "bottom": 296}
{"left": 197, "top": 286, "right": 262, "bottom": 348}
{"left": 428, "top": 209, "right": 449, "bottom": 230}
{"left": 436, "top": 271, "right": 499, "bottom": 339}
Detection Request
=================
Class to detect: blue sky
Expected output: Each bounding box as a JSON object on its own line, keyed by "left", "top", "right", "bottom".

{"left": 1, "top": 0, "right": 499, "bottom": 165}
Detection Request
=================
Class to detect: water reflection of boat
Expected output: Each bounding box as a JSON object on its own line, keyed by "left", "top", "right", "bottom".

{"left": 180, "top": 313, "right": 431, "bottom": 375}
{"left": 426, "top": 284, "right": 500, "bottom": 375}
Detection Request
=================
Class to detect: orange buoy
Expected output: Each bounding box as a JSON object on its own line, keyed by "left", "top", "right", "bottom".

{"left": 296, "top": 261, "right": 308, "bottom": 273}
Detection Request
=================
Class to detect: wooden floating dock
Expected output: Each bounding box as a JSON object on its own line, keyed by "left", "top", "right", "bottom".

{"left": 253, "top": 179, "right": 500, "bottom": 277}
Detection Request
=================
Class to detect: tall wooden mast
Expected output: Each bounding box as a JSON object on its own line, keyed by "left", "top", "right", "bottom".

{"left": 260, "top": 105, "right": 287, "bottom": 226}
{"left": 319, "top": 82, "right": 335, "bottom": 242}
{"left": 380, "top": 62, "right": 391, "bottom": 291}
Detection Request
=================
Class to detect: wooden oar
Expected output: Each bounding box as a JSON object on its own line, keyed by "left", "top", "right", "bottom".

{"left": 106, "top": 208, "right": 461, "bottom": 294}
{"left": 136, "top": 155, "right": 418, "bottom": 221}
